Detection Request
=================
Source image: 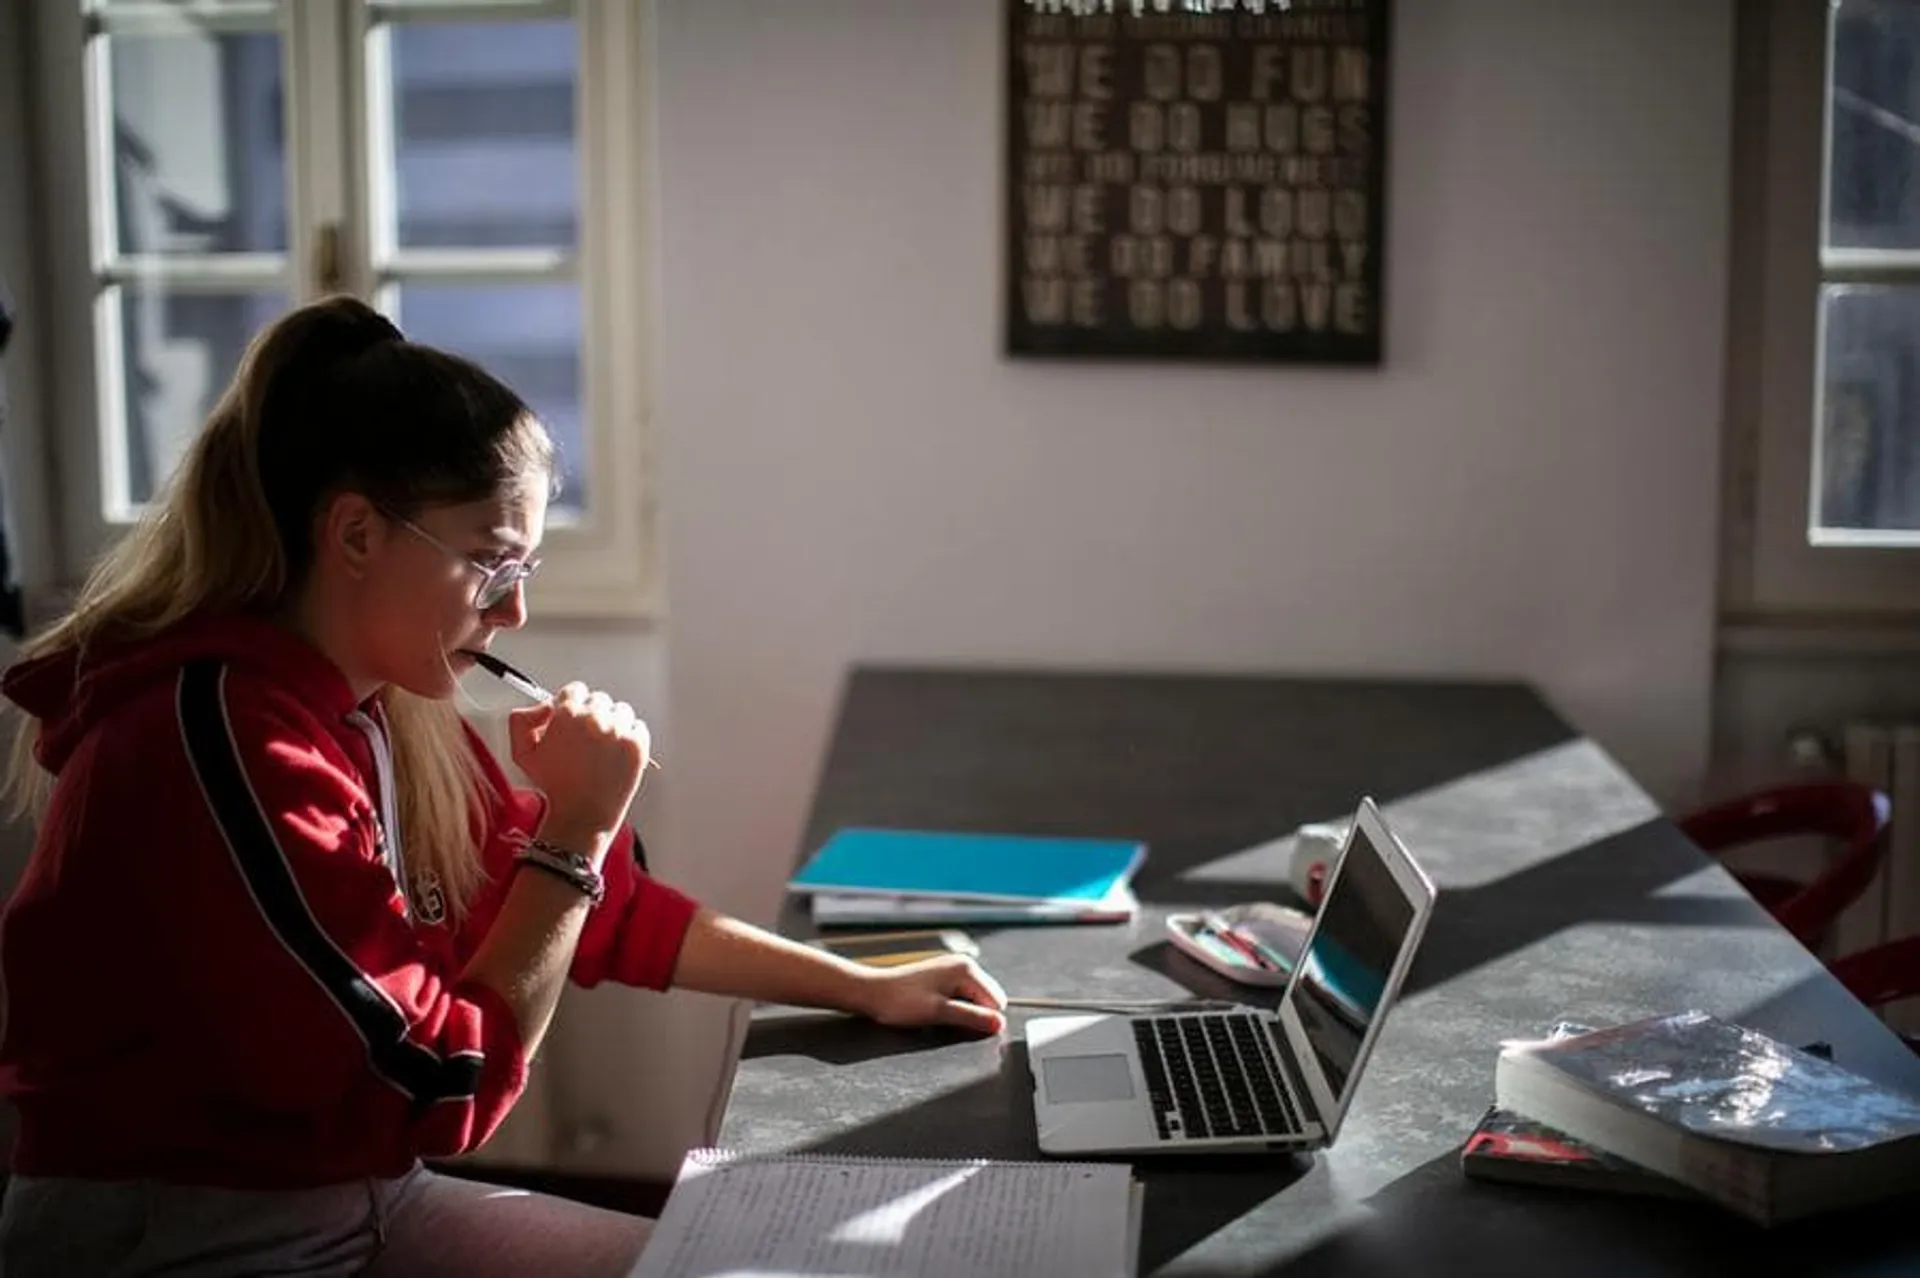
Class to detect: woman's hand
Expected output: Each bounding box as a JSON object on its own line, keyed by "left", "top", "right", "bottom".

{"left": 854, "top": 954, "right": 1009, "bottom": 1036}
{"left": 508, "top": 681, "right": 650, "bottom": 852}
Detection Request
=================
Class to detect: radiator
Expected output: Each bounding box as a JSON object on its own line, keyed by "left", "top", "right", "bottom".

{"left": 1832, "top": 721, "right": 1920, "bottom": 1034}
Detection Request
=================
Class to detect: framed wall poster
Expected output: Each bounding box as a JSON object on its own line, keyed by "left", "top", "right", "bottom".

{"left": 1005, "top": 0, "right": 1390, "bottom": 363}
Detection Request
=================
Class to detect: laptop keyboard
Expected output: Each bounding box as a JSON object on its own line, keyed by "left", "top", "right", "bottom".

{"left": 1131, "top": 1013, "right": 1304, "bottom": 1142}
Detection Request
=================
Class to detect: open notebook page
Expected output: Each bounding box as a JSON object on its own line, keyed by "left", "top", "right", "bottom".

{"left": 629, "top": 1148, "right": 1138, "bottom": 1278}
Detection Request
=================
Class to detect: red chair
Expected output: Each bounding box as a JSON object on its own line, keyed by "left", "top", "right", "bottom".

{"left": 1678, "top": 780, "right": 1891, "bottom": 951}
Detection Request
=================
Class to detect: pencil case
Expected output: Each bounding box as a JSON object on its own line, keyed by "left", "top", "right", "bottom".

{"left": 1165, "top": 902, "right": 1315, "bottom": 988}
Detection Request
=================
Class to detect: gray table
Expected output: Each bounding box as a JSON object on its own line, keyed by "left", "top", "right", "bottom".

{"left": 718, "top": 667, "right": 1920, "bottom": 1275}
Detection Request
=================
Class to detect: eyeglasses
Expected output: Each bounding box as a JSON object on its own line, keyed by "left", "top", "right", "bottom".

{"left": 383, "top": 509, "right": 540, "bottom": 611}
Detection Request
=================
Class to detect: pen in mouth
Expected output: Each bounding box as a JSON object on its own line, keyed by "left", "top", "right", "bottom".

{"left": 459, "top": 648, "right": 552, "bottom": 702}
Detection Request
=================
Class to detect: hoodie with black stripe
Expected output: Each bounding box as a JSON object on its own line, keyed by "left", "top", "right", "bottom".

{"left": 0, "top": 613, "right": 698, "bottom": 1188}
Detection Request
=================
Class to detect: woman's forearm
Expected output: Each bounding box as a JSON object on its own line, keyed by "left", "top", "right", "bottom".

{"left": 670, "top": 907, "right": 879, "bottom": 1016}
{"left": 460, "top": 818, "right": 615, "bottom": 1055}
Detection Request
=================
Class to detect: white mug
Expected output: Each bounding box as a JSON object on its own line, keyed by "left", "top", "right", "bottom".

{"left": 1289, "top": 818, "right": 1351, "bottom": 906}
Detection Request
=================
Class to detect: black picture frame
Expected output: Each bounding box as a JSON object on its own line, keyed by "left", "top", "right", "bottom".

{"left": 1004, "top": 0, "right": 1392, "bottom": 364}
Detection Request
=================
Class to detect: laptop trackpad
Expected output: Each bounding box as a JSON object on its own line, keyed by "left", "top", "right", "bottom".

{"left": 1041, "top": 1054, "right": 1136, "bottom": 1104}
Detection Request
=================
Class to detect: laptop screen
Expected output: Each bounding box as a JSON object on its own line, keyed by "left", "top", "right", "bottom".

{"left": 1281, "top": 816, "right": 1419, "bottom": 1106}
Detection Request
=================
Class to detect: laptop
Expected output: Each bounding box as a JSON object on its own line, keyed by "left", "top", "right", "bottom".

{"left": 1026, "top": 797, "right": 1438, "bottom": 1156}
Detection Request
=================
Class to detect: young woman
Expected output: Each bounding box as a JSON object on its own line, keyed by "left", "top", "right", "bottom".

{"left": 0, "top": 296, "right": 1006, "bottom": 1277}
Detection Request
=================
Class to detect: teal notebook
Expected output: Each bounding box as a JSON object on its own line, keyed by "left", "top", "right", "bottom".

{"left": 788, "top": 828, "right": 1147, "bottom": 905}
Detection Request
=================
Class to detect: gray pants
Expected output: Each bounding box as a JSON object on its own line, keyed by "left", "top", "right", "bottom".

{"left": 0, "top": 1162, "right": 653, "bottom": 1277}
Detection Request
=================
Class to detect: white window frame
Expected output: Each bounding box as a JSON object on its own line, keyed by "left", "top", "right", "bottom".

{"left": 1727, "top": 0, "right": 1920, "bottom": 618}
{"left": 28, "top": 0, "right": 660, "bottom": 619}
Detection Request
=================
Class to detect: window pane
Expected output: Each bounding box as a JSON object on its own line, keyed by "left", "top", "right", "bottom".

{"left": 386, "top": 20, "right": 578, "bottom": 249}
{"left": 107, "top": 29, "right": 287, "bottom": 255}
{"left": 117, "top": 287, "right": 289, "bottom": 506}
{"left": 393, "top": 282, "right": 586, "bottom": 509}
{"left": 1827, "top": 1, "right": 1920, "bottom": 251}
{"left": 1816, "top": 286, "right": 1920, "bottom": 538}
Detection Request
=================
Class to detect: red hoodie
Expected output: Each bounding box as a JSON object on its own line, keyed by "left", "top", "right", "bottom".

{"left": 0, "top": 614, "right": 699, "bottom": 1188}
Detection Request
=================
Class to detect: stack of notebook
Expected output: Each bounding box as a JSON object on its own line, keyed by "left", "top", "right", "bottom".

{"left": 788, "top": 827, "right": 1146, "bottom": 927}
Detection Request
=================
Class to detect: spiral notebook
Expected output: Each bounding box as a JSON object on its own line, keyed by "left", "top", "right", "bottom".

{"left": 628, "top": 1147, "right": 1142, "bottom": 1278}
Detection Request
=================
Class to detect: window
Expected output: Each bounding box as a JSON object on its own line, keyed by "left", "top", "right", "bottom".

{"left": 1732, "top": 0, "right": 1920, "bottom": 615}
{"left": 30, "top": 0, "right": 657, "bottom": 616}
{"left": 1816, "top": 0, "right": 1920, "bottom": 543}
